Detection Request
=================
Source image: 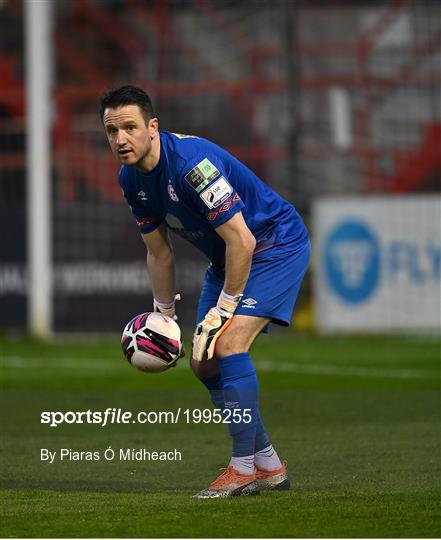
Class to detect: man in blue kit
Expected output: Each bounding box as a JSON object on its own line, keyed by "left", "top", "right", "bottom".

{"left": 100, "top": 86, "right": 310, "bottom": 498}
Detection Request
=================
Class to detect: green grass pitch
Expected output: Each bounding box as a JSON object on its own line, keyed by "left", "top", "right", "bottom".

{"left": 0, "top": 332, "right": 440, "bottom": 538}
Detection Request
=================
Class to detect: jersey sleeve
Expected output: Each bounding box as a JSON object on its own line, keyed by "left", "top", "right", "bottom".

{"left": 180, "top": 155, "right": 245, "bottom": 228}
{"left": 118, "top": 167, "right": 162, "bottom": 234}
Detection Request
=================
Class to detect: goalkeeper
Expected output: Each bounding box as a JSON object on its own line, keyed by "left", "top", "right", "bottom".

{"left": 100, "top": 86, "right": 310, "bottom": 498}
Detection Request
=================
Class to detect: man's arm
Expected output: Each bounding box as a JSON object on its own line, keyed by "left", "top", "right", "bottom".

{"left": 215, "top": 211, "right": 256, "bottom": 297}
{"left": 141, "top": 223, "right": 176, "bottom": 305}
{"left": 192, "top": 212, "right": 256, "bottom": 362}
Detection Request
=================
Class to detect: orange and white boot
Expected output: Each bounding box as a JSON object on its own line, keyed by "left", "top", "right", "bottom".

{"left": 193, "top": 466, "right": 256, "bottom": 499}
{"left": 242, "top": 461, "right": 290, "bottom": 494}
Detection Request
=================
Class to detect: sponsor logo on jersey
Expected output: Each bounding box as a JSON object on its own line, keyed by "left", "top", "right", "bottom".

{"left": 200, "top": 177, "right": 233, "bottom": 209}
{"left": 168, "top": 183, "right": 179, "bottom": 202}
{"left": 165, "top": 213, "right": 204, "bottom": 241}
{"left": 137, "top": 190, "right": 148, "bottom": 201}
{"left": 185, "top": 158, "right": 220, "bottom": 192}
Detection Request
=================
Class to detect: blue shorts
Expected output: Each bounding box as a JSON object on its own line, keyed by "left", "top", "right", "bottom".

{"left": 196, "top": 240, "right": 311, "bottom": 327}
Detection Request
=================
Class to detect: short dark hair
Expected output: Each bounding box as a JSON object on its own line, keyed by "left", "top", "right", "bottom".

{"left": 99, "top": 85, "right": 155, "bottom": 123}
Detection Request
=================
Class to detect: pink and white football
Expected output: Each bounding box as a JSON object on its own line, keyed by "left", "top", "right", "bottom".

{"left": 121, "top": 312, "right": 182, "bottom": 373}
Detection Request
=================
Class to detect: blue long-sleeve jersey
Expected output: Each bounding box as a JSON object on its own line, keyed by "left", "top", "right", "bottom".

{"left": 119, "top": 131, "right": 309, "bottom": 270}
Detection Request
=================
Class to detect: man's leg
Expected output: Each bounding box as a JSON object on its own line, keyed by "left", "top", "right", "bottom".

{"left": 191, "top": 315, "right": 286, "bottom": 497}
{"left": 192, "top": 348, "right": 281, "bottom": 473}
{"left": 191, "top": 244, "right": 309, "bottom": 497}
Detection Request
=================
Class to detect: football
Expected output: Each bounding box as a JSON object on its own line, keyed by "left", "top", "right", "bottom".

{"left": 121, "top": 312, "right": 183, "bottom": 373}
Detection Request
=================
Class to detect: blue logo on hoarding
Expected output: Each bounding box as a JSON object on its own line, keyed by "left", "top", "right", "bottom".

{"left": 325, "top": 220, "right": 380, "bottom": 303}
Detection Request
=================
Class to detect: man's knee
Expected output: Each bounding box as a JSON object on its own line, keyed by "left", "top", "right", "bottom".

{"left": 214, "top": 327, "right": 249, "bottom": 358}
{"left": 214, "top": 315, "right": 269, "bottom": 358}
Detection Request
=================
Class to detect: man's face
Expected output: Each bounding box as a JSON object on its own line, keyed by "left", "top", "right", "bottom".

{"left": 103, "top": 104, "right": 158, "bottom": 168}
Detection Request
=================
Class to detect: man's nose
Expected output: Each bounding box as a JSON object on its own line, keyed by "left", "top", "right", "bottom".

{"left": 116, "top": 131, "right": 127, "bottom": 145}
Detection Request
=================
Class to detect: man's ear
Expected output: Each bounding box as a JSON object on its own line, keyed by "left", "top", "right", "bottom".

{"left": 149, "top": 117, "right": 159, "bottom": 138}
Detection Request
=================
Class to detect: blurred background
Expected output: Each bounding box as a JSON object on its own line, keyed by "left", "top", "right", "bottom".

{"left": 0, "top": 0, "right": 440, "bottom": 335}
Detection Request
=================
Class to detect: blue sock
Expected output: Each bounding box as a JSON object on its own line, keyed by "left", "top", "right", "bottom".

{"left": 201, "top": 366, "right": 270, "bottom": 455}
{"left": 201, "top": 373, "right": 224, "bottom": 410}
{"left": 218, "top": 352, "right": 259, "bottom": 457}
{"left": 254, "top": 411, "right": 271, "bottom": 453}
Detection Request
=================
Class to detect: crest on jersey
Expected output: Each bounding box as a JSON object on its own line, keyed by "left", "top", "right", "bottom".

{"left": 168, "top": 183, "right": 179, "bottom": 202}
{"left": 185, "top": 158, "right": 220, "bottom": 193}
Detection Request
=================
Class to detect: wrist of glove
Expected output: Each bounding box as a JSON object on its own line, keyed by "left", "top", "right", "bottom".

{"left": 153, "top": 293, "right": 181, "bottom": 321}
{"left": 192, "top": 290, "right": 243, "bottom": 362}
{"left": 216, "top": 290, "right": 243, "bottom": 317}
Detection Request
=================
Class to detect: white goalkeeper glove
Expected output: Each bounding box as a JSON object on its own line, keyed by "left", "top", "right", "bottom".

{"left": 153, "top": 293, "right": 181, "bottom": 321}
{"left": 192, "top": 290, "right": 243, "bottom": 362}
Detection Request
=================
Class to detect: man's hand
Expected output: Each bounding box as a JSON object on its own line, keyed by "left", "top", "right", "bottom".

{"left": 192, "top": 290, "right": 243, "bottom": 362}
{"left": 192, "top": 307, "right": 233, "bottom": 362}
{"left": 153, "top": 293, "right": 181, "bottom": 320}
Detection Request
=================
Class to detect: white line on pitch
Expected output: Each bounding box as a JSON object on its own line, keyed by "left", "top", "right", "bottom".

{"left": 0, "top": 356, "right": 115, "bottom": 369}
{"left": 0, "top": 355, "right": 439, "bottom": 380}
{"left": 254, "top": 360, "right": 439, "bottom": 380}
